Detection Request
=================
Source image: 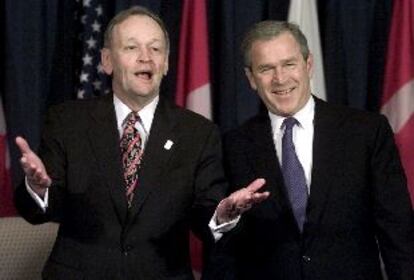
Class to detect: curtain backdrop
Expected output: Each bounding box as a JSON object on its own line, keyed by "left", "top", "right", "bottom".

{"left": 1, "top": 0, "right": 393, "bottom": 192}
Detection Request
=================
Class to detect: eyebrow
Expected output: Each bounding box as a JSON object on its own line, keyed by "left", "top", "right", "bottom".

{"left": 124, "top": 37, "right": 163, "bottom": 44}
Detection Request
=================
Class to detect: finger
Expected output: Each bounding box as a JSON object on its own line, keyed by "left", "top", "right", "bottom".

{"left": 245, "top": 178, "right": 266, "bottom": 193}
{"left": 28, "top": 171, "right": 51, "bottom": 188}
{"left": 243, "top": 191, "right": 270, "bottom": 207}
{"left": 32, "top": 167, "right": 46, "bottom": 182}
{"left": 251, "top": 192, "right": 270, "bottom": 203}
{"left": 237, "top": 205, "right": 252, "bottom": 214}
{"left": 39, "top": 176, "right": 52, "bottom": 187}
{"left": 252, "top": 191, "right": 270, "bottom": 200}
{"left": 20, "top": 157, "right": 37, "bottom": 176}
{"left": 15, "top": 136, "right": 32, "bottom": 155}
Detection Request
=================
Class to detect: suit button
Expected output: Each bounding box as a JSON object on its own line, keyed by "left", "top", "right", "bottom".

{"left": 302, "top": 255, "right": 311, "bottom": 263}
{"left": 123, "top": 245, "right": 133, "bottom": 256}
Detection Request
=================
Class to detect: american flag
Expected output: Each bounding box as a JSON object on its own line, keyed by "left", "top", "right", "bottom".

{"left": 75, "top": 0, "right": 111, "bottom": 99}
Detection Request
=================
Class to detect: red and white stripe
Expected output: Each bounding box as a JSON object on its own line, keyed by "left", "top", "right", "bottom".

{"left": 175, "top": 0, "right": 211, "bottom": 120}
{"left": 175, "top": 0, "right": 212, "bottom": 278}
{"left": 381, "top": 0, "right": 414, "bottom": 206}
{"left": 0, "top": 97, "right": 16, "bottom": 217}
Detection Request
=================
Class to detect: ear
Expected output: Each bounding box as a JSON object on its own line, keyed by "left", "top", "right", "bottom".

{"left": 101, "top": 48, "right": 113, "bottom": 75}
{"left": 244, "top": 67, "right": 258, "bottom": 91}
{"left": 306, "top": 53, "right": 314, "bottom": 78}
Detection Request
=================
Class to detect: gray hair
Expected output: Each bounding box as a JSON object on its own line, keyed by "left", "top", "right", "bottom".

{"left": 241, "top": 21, "right": 309, "bottom": 67}
{"left": 103, "top": 6, "right": 170, "bottom": 51}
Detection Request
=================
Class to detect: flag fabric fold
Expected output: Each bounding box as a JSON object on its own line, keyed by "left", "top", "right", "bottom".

{"left": 288, "top": 0, "right": 326, "bottom": 101}
{"left": 175, "top": 0, "right": 212, "bottom": 120}
{"left": 381, "top": 0, "right": 414, "bottom": 206}
{"left": 0, "top": 97, "right": 17, "bottom": 217}
{"left": 175, "top": 0, "right": 212, "bottom": 277}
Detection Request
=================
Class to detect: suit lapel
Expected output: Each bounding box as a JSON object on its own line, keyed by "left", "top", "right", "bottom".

{"left": 87, "top": 94, "right": 128, "bottom": 225}
{"left": 305, "top": 98, "right": 346, "bottom": 232}
{"left": 126, "top": 97, "right": 178, "bottom": 224}
{"left": 243, "top": 114, "right": 289, "bottom": 214}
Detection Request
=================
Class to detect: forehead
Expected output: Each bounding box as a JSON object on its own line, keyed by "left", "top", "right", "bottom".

{"left": 250, "top": 33, "right": 302, "bottom": 63}
{"left": 113, "top": 15, "right": 165, "bottom": 43}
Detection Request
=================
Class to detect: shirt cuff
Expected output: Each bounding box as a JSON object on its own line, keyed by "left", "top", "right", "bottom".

{"left": 209, "top": 210, "right": 241, "bottom": 242}
{"left": 25, "top": 177, "right": 49, "bottom": 212}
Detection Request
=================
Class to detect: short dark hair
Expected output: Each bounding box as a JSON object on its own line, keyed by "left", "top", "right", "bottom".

{"left": 241, "top": 21, "right": 309, "bottom": 67}
{"left": 103, "top": 6, "right": 170, "bottom": 51}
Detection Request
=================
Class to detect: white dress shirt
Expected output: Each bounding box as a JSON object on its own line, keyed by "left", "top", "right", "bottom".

{"left": 269, "top": 96, "right": 315, "bottom": 192}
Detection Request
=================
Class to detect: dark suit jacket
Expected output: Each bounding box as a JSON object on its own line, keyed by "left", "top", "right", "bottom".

{"left": 205, "top": 97, "right": 414, "bottom": 280}
{"left": 15, "top": 94, "right": 227, "bottom": 280}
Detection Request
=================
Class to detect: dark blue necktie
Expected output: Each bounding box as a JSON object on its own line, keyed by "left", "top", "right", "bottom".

{"left": 282, "top": 117, "right": 308, "bottom": 232}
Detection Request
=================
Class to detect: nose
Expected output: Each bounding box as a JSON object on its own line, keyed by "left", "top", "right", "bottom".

{"left": 272, "top": 67, "right": 286, "bottom": 84}
{"left": 137, "top": 48, "right": 151, "bottom": 63}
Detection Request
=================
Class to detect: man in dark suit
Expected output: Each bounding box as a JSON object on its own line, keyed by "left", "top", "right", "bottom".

{"left": 207, "top": 21, "right": 414, "bottom": 280}
{"left": 13, "top": 6, "right": 267, "bottom": 280}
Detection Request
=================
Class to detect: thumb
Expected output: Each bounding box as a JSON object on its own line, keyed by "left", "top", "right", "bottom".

{"left": 15, "top": 136, "right": 32, "bottom": 155}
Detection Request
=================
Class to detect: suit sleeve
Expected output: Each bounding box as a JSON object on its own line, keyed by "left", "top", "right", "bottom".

{"left": 190, "top": 124, "right": 228, "bottom": 245}
{"left": 202, "top": 130, "right": 249, "bottom": 280}
{"left": 371, "top": 115, "right": 414, "bottom": 280}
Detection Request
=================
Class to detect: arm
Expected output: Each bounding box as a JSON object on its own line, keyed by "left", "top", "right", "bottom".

{"left": 14, "top": 106, "right": 67, "bottom": 224}
{"left": 189, "top": 124, "right": 228, "bottom": 245}
{"left": 371, "top": 116, "right": 414, "bottom": 280}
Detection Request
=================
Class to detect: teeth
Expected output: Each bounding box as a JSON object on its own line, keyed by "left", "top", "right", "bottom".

{"left": 274, "top": 88, "right": 293, "bottom": 95}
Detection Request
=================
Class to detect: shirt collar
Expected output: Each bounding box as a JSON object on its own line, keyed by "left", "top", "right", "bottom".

{"left": 268, "top": 95, "right": 315, "bottom": 134}
{"left": 113, "top": 95, "right": 159, "bottom": 134}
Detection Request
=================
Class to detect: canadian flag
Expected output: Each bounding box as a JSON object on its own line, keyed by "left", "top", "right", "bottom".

{"left": 175, "top": 0, "right": 211, "bottom": 278}
{"left": 0, "top": 97, "right": 16, "bottom": 217}
{"left": 381, "top": 0, "right": 414, "bottom": 206}
{"left": 175, "top": 0, "right": 211, "bottom": 119}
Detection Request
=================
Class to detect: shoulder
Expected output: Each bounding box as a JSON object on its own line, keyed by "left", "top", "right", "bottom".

{"left": 224, "top": 112, "right": 270, "bottom": 142}
{"left": 47, "top": 95, "right": 106, "bottom": 115}
{"left": 159, "top": 96, "right": 217, "bottom": 131}
{"left": 315, "top": 97, "right": 389, "bottom": 130}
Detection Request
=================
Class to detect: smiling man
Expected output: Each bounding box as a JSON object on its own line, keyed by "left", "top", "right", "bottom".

{"left": 13, "top": 6, "right": 241, "bottom": 280}
{"left": 207, "top": 21, "right": 414, "bottom": 280}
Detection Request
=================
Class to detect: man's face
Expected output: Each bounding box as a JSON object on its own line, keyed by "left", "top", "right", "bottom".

{"left": 245, "top": 32, "right": 313, "bottom": 116}
{"left": 101, "top": 15, "right": 169, "bottom": 107}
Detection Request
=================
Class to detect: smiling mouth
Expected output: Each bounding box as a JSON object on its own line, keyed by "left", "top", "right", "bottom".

{"left": 272, "top": 87, "right": 294, "bottom": 95}
{"left": 134, "top": 70, "right": 153, "bottom": 81}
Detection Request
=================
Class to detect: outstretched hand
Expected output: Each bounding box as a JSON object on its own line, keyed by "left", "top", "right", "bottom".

{"left": 15, "top": 136, "right": 51, "bottom": 197}
{"left": 216, "top": 178, "right": 269, "bottom": 224}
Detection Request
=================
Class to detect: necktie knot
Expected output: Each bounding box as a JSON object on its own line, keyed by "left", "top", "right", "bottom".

{"left": 283, "top": 117, "right": 298, "bottom": 131}
{"left": 124, "top": 112, "right": 139, "bottom": 127}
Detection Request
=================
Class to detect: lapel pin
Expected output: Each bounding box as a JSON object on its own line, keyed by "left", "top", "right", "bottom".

{"left": 164, "top": 140, "right": 174, "bottom": 150}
